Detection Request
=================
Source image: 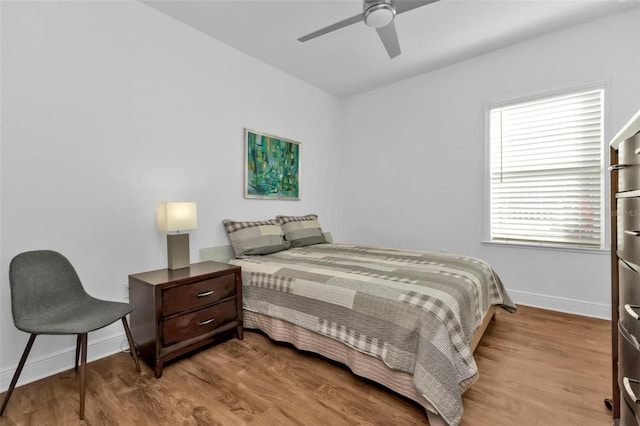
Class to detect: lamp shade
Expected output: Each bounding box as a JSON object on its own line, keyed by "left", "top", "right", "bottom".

{"left": 157, "top": 202, "right": 197, "bottom": 232}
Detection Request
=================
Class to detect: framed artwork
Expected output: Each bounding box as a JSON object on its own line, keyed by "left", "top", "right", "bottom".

{"left": 244, "top": 128, "right": 300, "bottom": 200}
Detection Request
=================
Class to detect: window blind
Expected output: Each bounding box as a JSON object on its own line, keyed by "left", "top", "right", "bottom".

{"left": 489, "top": 89, "right": 603, "bottom": 247}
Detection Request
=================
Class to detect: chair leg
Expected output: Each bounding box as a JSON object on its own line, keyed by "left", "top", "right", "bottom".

{"left": 78, "top": 333, "right": 87, "bottom": 420}
{"left": 121, "top": 317, "right": 141, "bottom": 372}
{"left": 0, "top": 334, "right": 37, "bottom": 416}
{"left": 74, "top": 335, "right": 81, "bottom": 371}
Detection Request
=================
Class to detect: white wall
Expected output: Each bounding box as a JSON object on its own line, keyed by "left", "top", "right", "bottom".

{"left": 0, "top": 1, "right": 341, "bottom": 390}
{"left": 339, "top": 8, "right": 640, "bottom": 319}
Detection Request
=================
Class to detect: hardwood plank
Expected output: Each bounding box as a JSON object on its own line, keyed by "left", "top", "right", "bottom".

{"left": 0, "top": 305, "right": 612, "bottom": 425}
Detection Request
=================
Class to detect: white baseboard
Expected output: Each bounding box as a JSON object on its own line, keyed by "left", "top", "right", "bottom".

{"left": 0, "top": 332, "right": 128, "bottom": 393}
{"left": 508, "top": 289, "right": 611, "bottom": 320}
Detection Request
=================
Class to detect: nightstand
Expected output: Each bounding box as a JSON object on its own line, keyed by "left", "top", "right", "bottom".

{"left": 128, "top": 261, "right": 243, "bottom": 378}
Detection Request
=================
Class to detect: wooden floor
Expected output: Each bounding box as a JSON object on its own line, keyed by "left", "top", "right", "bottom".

{"left": 0, "top": 305, "right": 612, "bottom": 425}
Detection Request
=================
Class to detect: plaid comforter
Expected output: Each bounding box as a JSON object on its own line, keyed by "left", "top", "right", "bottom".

{"left": 230, "top": 244, "right": 516, "bottom": 426}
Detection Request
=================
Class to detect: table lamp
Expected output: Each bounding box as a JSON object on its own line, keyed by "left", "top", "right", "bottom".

{"left": 157, "top": 202, "right": 197, "bottom": 270}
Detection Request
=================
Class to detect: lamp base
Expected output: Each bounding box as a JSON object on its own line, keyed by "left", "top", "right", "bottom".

{"left": 167, "top": 233, "right": 190, "bottom": 270}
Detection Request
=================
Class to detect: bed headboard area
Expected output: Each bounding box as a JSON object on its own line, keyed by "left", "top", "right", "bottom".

{"left": 199, "top": 232, "right": 334, "bottom": 263}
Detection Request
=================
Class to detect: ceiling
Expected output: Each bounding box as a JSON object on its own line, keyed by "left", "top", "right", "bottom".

{"left": 143, "top": 0, "right": 640, "bottom": 98}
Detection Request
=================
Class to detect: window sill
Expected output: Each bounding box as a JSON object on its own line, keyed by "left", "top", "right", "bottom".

{"left": 481, "top": 240, "right": 610, "bottom": 255}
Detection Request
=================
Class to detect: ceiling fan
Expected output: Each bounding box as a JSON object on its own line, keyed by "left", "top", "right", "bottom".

{"left": 297, "top": 0, "right": 439, "bottom": 59}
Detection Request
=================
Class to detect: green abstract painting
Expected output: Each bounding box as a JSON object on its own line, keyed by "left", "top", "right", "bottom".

{"left": 245, "top": 129, "right": 300, "bottom": 200}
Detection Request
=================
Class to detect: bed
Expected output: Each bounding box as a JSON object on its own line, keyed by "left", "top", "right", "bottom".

{"left": 205, "top": 216, "right": 516, "bottom": 426}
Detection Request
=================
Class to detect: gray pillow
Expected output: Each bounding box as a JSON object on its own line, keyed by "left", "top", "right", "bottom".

{"left": 223, "top": 219, "right": 290, "bottom": 258}
{"left": 276, "top": 214, "right": 327, "bottom": 248}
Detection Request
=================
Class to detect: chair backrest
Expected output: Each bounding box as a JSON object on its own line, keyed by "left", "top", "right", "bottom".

{"left": 9, "top": 250, "right": 90, "bottom": 324}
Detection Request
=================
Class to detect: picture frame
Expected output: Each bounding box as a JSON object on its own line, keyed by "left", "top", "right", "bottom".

{"left": 244, "top": 128, "right": 300, "bottom": 200}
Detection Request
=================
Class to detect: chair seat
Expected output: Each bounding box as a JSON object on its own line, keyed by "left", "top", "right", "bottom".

{"left": 15, "top": 296, "right": 133, "bottom": 335}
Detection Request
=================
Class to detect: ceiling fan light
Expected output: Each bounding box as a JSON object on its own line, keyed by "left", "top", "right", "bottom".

{"left": 364, "top": 4, "right": 395, "bottom": 28}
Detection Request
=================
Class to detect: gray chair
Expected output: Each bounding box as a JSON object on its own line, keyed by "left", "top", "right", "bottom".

{"left": 0, "top": 250, "right": 141, "bottom": 420}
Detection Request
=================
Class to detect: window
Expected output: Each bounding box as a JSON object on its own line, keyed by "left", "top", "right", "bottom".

{"left": 488, "top": 88, "right": 604, "bottom": 248}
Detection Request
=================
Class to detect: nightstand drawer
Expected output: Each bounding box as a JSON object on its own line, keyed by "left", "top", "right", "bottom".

{"left": 163, "top": 274, "right": 236, "bottom": 316}
{"left": 163, "top": 299, "right": 237, "bottom": 346}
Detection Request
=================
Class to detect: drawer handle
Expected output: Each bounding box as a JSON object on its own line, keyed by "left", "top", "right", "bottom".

{"left": 635, "top": 148, "right": 640, "bottom": 156}
{"left": 625, "top": 230, "right": 640, "bottom": 237}
{"left": 621, "top": 321, "right": 640, "bottom": 350}
{"left": 621, "top": 258, "right": 640, "bottom": 273}
{"left": 626, "top": 304, "right": 640, "bottom": 320}
{"left": 197, "top": 318, "right": 215, "bottom": 326}
{"left": 609, "top": 164, "right": 629, "bottom": 171}
{"left": 197, "top": 290, "right": 214, "bottom": 298}
{"left": 624, "top": 377, "right": 640, "bottom": 404}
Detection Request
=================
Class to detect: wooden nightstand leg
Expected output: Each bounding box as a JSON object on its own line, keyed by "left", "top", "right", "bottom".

{"left": 155, "top": 361, "right": 163, "bottom": 379}
{"left": 237, "top": 325, "right": 244, "bottom": 340}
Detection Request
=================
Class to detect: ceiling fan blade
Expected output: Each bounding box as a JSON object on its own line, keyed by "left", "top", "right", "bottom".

{"left": 395, "top": 0, "right": 440, "bottom": 15}
{"left": 376, "top": 22, "right": 401, "bottom": 59}
{"left": 298, "top": 13, "right": 364, "bottom": 42}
